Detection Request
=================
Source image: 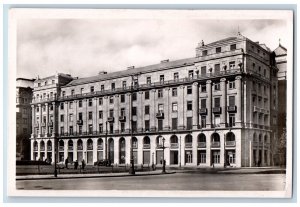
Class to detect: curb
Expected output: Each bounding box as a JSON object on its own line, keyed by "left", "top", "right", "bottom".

{"left": 16, "top": 171, "right": 176, "bottom": 181}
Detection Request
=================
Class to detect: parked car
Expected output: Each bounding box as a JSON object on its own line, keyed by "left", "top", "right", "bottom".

{"left": 94, "top": 159, "right": 111, "bottom": 166}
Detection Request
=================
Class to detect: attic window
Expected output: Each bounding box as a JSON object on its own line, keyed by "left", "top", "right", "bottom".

{"left": 216, "top": 47, "right": 221, "bottom": 53}
{"left": 202, "top": 50, "right": 208, "bottom": 56}
{"left": 230, "top": 44, "right": 236, "bottom": 51}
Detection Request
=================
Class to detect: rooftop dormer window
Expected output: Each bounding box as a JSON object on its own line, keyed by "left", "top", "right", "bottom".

{"left": 216, "top": 47, "right": 221, "bottom": 53}
{"left": 38, "top": 83, "right": 41, "bottom": 87}
{"left": 230, "top": 44, "right": 236, "bottom": 51}
{"left": 90, "top": 86, "right": 94, "bottom": 93}
{"left": 202, "top": 50, "right": 208, "bottom": 56}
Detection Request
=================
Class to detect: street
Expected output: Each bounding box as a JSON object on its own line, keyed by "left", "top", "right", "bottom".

{"left": 16, "top": 172, "right": 286, "bottom": 191}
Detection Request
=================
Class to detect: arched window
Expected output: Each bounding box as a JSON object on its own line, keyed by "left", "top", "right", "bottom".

{"left": 97, "top": 138, "right": 103, "bottom": 150}
{"left": 77, "top": 139, "right": 83, "bottom": 150}
{"left": 211, "top": 133, "right": 220, "bottom": 142}
{"left": 132, "top": 137, "right": 138, "bottom": 149}
{"left": 185, "top": 134, "right": 192, "bottom": 148}
{"left": 87, "top": 139, "right": 93, "bottom": 150}
{"left": 59, "top": 140, "right": 64, "bottom": 151}
{"left": 40, "top": 140, "right": 45, "bottom": 151}
{"left": 68, "top": 140, "right": 73, "bottom": 150}
{"left": 170, "top": 135, "right": 178, "bottom": 143}
{"left": 33, "top": 141, "right": 38, "bottom": 151}
{"left": 47, "top": 140, "right": 52, "bottom": 151}
{"left": 226, "top": 132, "right": 235, "bottom": 142}
{"left": 253, "top": 133, "right": 257, "bottom": 142}
{"left": 143, "top": 136, "right": 150, "bottom": 149}
{"left": 264, "top": 135, "right": 268, "bottom": 143}
{"left": 198, "top": 133, "right": 206, "bottom": 143}
{"left": 259, "top": 134, "right": 262, "bottom": 143}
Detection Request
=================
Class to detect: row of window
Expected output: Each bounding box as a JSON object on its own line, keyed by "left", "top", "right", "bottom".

{"left": 56, "top": 113, "right": 237, "bottom": 136}
{"left": 201, "top": 44, "right": 237, "bottom": 57}
{"left": 37, "top": 79, "right": 55, "bottom": 87}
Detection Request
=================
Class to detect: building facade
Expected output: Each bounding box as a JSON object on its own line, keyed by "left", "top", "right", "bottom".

{"left": 30, "top": 34, "right": 279, "bottom": 167}
{"left": 16, "top": 78, "right": 35, "bottom": 160}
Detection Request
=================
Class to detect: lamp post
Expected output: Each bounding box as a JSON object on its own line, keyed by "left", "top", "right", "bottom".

{"left": 129, "top": 76, "right": 135, "bottom": 175}
{"left": 162, "top": 137, "right": 166, "bottom": 174}
{"left": 179, "top": 135, "right": 181, "bottom": 168}
{"left": 54, "top": 136, "right": 57, "bottom": 177}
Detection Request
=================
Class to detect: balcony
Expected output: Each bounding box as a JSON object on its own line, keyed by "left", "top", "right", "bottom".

{"left": 170, "top": 143, "right": 179, "bottom": 149}
{"left": 143, "top": 144, "right": 151, "bottom": 149}
{"left": 41, "top": 122, "right": 46, "bottom": 127}
{"left": 253, "top": 106, "right": 259, "bottom": 112}
{"left": 33, "top": 147, "right": 38, "bottom": 151}
{"left": 97, "top": 145, "right": 103, "bottom": 150}
{"left": 227, "top": 106, "right": 236, "bottom": 113}
{"left": 40, "top": 133, "right": 45, "bottom": 137}
{"left": 40, "top": 146, "right": 45, "bottom": 151}
{"left": 107, "top": 117, "right": 114, "bottom": 122}
{"left": 77, "top": 120, "right": 83, "bottom": 125}
{"left": 58, "top": 146, "right": 64, "bottom": 151}
{"left": 225, "top": 141, "right": 236, "bottom": 147}
{"left": 199, "top": 108, "right": 207, "bottom": 115}
{"left": 47, "top": 146, "right": 52, "bottom": 151}
{"left": 185, "top": 142, "right": 193, "bottom": 148}
{"left": 211, "top": 142, "right": 220, "bottom": 148}
{"left": 260, "top": 108, "right": 265, "bottom": 114}
{"left": 119, "top": 115, "right": 126, "bottom": 122}
{"left": 34, "top": 123, "right": 39, "bottom": 128}
{"left": 48, "top": 121, "right": 53, "bottom": 127}
{"left": 77, "top": 145, "right": 83, "bottom": 150}
{"left": 156, "top": 144, "right": 163, "bottom": 149}
{"left": 252, "top": 142, "right": 258, "bottom": 147}
{"left": 197, "top": 142, "right": 206, "bottom": 148}
{"left": 68, "top": 146, "right": 73, "bottom": 150}
{"left": 212, "top": 107, "right": 221, "bottom": 113}
{"left": 156, "top": 112, "right": 164, "bottom": 119}
{"left": 87, "top": 145, "right": 93, "bottom": 150}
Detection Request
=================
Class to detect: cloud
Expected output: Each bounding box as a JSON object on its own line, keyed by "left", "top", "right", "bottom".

{"left": 17, "top": 18, "right": 288, "bottom": 79}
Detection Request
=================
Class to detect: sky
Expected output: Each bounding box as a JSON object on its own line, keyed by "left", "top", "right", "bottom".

{"left": 17, "top": 17, "right": 288, "bottom": 79}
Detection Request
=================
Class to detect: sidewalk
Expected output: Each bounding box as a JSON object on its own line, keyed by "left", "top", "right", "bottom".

{"left": 16, "top": 170, "right": 174, "bottom": 181}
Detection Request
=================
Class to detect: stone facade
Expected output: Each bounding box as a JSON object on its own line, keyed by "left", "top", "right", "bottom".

{"left": 30, "top": 34, "right": 279, "bottom": 168}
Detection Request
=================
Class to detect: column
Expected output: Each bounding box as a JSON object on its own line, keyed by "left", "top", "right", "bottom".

{"left": 206, "top": 80, "right": 212, "bottom": 128}
{"left": 125, "top": 93, "right": 131, "bottom": 132}
{"left": 51, "top": 139, "right": 55, "bottom": 164}
{"left": 93, "top": 138, "right": 98, "bottom": 163}
{"left": 103, "top": 96, "right": 108, "bottom": 133}
{"left": 31, "top": 105, "right": 35, "bottom": 138}
{"left": 73, "top": 139, "right": 78, "bottom": 161}
{"left": 52, "top": 102, "right": 56, "bottom": 137}
{"left": 178, "top": 85, "right": 185, "bottom": 129}
{"left": 38, "top": 104, "right": 42, "bottom": 136}
{"left": 115, "top": 95, "right": 120, "bottom": 133}
{"left": 137, "top": 136, "right": 143, "bottom": 165}
{"left": 150, "top": 89, "right": 156, "bottom": 130}
{"left": 83, "top": 139, "right": 87, "bottom": 162}
{"left": 45, "top": 103, "right": 49, "bottom": 135}
{"left": 45, "top": 140, "right": 48, "bottom": 160}
{"left": 192, "top": 82, "right": 199, "bottom": 129}
{"left": 137, "top": 91, "right": 143, "bottom": 132}
{"left": 220, "top": 78, "right": 227, "bottom": 127}
{"left": 164, "top": 87, "right": 170, "bottom": 130}
{"left": 114, "top": 137, "right": 120, "bottom": 165}
{"left": 37, "top": 140, "right": 41, "bottom": 160}
{"left": 64, "top": 140, "right": 68, "bottom": 162}
{"left": 235, "top": 76, "right": 242, "bottom": 126}
{"left": 192, "top": 133, "right": 198, "bottom": 165}
{"left": 30, "top": 140, "right": 34, "bottom": 160}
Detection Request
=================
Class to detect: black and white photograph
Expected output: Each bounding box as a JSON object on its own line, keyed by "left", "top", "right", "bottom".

{"left": 8, "top": 8, "right": 293, "bottom": 197}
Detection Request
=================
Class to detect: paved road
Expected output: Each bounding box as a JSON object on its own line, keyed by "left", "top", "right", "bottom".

{"left": 16, "top": 172, "right": 286, "bottom": 191}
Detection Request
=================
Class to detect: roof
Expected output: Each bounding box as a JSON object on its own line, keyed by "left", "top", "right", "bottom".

{"left": 65, "top": 57, "right": 197, "bottom": 87}
{"left": 274, "top": 44, "right": 287, "bottom": 56}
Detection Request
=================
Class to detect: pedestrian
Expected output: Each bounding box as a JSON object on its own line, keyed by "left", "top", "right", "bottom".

{"left": 82, "top": 159, "right": 86, "bottom": 170}
{"left": 65, "top": 157, "right": 69, "bottom": 169}
{"left": 74, "top": 160, "right": 78, "bottom": 169}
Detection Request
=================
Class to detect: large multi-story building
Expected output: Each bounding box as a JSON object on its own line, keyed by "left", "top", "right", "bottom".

{"left": 16, "top": 78, "right": 35, "bottom": 160}
{"left": 30, "top": 34, "right": 280, "bottom": 168}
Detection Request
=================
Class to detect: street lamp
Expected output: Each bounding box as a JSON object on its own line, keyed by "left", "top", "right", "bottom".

{"left": 179, "top": 135, "right": 181, "bottom": 168}
{"left": 54, "top": 135, "right": 57, "bottom": 177}
{"left": 105, "top": 121, "right": 108, "bottom": 161}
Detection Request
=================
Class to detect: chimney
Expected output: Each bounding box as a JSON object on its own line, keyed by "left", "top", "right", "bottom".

{"left": 160, "top": 59, "right": 169, "bottom": 63}
{"left": 127, "top": 66, "right": 135, "bottom": 70}
{"left": 98, "top": 71, "right": 108, "bottom": 75}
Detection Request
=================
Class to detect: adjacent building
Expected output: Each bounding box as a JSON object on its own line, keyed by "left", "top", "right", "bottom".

{"left": 30, "top": 34, "right": 280, "bottom": 167}
{"left": 16, "top": 78, "right": 35, "bottom": 160}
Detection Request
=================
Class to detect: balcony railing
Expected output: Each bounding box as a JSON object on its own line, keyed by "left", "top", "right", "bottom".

{"left": 58, "top": 146, "right": 64, "bottom": 151}
{"left": 33, "top": 147, "right": 38, "bottom": 151}
{"left": 252, "top": 142, "right": 258, "bottom": 147}
{"left": 40, "top": 146, "right": 45, "bottom": 151}
{"left": 47, "top": 146, "right": 52, "bottom": 151}
{"left": 34, "top": 123, "right": 39, "bottom": 128}
{"left": 41, "top": 122, "right": 46, "bottom": 127}
{"left": 211, "top": 142, "right": 220, "bottom": 148}
{"left": 48, "top": 122, "right": 53, "bottom": 127}
{"left": 199, "top": 108, "right": 207, "bottom": 115}
{"left": 87, "top": 145, "right": 93, "bottom": 150}
{"left": 97, "top": 145, "right": 103, "bottom": 150}
{"left": 77, "top": 145, "right": 83, "bottom": 150}
{"left": 156, "top": 144, "right": 163, "bottom": 149}
{"left": 107, "top": 117, "right": 114, "bottom": 122}
{"left": 227, "top": 106, "right": 236, "bottom": 113}
{"left": 77, "top": 120, "right": 83, "bottom": 125}
{"left": 197, "top": 142, "right": 206, "bottom": 148}
{"left": 143, "top": 144, "right": 150, "bottom": 149}
{"left": 225, "top": 141, "right": 236, "bottom": 147}
{"left": 40, "top": 133, "right": 45, "bottom": 137}
{"left": 68, "top": 146, "right": 73, "bottom": 150}
{"left": 253, "top": 106, "right": 259, "bottom": 112}
{"left": 185, "top": 142, "right": 193, "bottom": 148}
{"left": 32, "top": 96, "right": 57, "bottom": 103}
{"left": 133, "top": 143, "right": 138, "bottom": 149}
{"left": 170, "top": 143, "right": 179, "bottom": 148}
{"left": 156, "top": 112, "right": 164, "bottom": 119}
{"left": 57, "top": 69, "right": 242, "bottom": 102}
{"left": 119, "top": 116, "right": 126, "bottom": 122}
{"left": 212, "top": 107, "right": 221, "bottom": 113}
